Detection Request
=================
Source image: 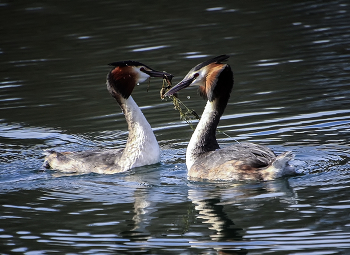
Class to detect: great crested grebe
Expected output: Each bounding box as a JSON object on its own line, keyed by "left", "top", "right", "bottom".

{"left": 164, "top": 55, "right": 295, "bottom": 181}
{"left": 44, "top": 60, "right": 172, "bottom": 174}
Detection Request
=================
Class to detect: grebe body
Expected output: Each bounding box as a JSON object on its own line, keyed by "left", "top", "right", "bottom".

{"left": 165, "top": 55, "right": 295, "bottom": 181}
{"left": 44, "top": 61, "right": 172, "bottom": 174}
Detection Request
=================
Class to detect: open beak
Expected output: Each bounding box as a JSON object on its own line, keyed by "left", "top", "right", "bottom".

{"left": 143, "top": 69, "right": 173, "bottom": 80}
{"left": 164, "top": 77, "right": 194, "bottom": 97}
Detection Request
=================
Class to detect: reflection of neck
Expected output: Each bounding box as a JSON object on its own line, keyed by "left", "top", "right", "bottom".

{"left": 188, "top": 190, "right": 240, "bottom": 241}
{"left": 131, "top": 188, "right": 151, "bottom": 233}
{"left": 117, "top": 96, "right": 159, "bottom": 171}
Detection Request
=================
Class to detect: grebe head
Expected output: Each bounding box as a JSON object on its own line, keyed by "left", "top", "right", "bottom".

{"left": 164, "top": 55, "right": 230, "bottom": 102}
{"left": 107, "top": 60, "right": 173, "bottom": 99}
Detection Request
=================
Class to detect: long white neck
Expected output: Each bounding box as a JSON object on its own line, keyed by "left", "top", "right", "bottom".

{"left": 186, "top": 100, "right": 221, "bottom": 169}
{"left": 117, "top": 96, "right": 160, "bottom": 171}
{"left": 185, "top": 65, "right": 233, "bottom": 170}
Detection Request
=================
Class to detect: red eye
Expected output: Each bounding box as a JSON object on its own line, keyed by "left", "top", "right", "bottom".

{"left": 140, "top": 67, "right": 145, "bottom": 72}
{"left": 194, "top": 73, "right": 199, "bottom": 78}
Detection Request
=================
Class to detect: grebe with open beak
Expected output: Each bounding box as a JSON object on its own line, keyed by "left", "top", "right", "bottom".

{"left": 44, "top": 61, "right": 173, "bottom": 174}
{"left": 164, "top": 55, "right": 295, "bottom": 181}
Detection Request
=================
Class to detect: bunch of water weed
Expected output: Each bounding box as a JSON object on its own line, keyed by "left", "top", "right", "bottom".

{"left": 159, "top": 75, "right": 238, "bottom": 142}
{"left": 160, "top": 75, "right": 200, "bottom": 131}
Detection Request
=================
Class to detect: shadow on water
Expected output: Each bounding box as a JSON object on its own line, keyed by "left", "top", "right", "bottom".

{"left": 0, "top": 0, "right": 350, "bottom": 254}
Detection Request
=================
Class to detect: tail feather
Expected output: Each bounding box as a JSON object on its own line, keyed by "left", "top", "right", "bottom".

{"left": 42, "top": 149, "right": 56, "bottom": 156}
{"left": 273, "top": 151, "right": 294, "bottom": 168}
{"left": 42, "top": 150, "right": 57, "bottom": 169}
{"left": 261, "top": 151, "right": 295, "bottom": 180}
{"left": 42, "top": 150, "right": 69, "bottom": 169}
{"left": 272, "top": 151, "right": 295, "bottom": 178}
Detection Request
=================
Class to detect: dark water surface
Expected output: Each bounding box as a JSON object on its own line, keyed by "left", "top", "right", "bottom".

{"left": 1, "top": 0, "right": 350, "bottom": 254}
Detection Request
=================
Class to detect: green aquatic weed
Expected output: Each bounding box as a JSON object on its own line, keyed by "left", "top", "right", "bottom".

{"left": 160, "top": 76, "right": 200, "bottom": 131}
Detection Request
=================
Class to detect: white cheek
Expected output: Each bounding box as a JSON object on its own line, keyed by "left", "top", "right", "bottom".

{"left": 191, "top": 73, "right": 206, "bottom": 87}
{"left": 137, "top": 71, "right": 150, "bottom": 83}
{"left": 191, "top": 79, "right": 201, "bottom": 86}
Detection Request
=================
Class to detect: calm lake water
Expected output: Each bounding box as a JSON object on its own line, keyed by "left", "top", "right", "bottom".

{"left": 1, "top": 0, "right": 350, "bottom": 254}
